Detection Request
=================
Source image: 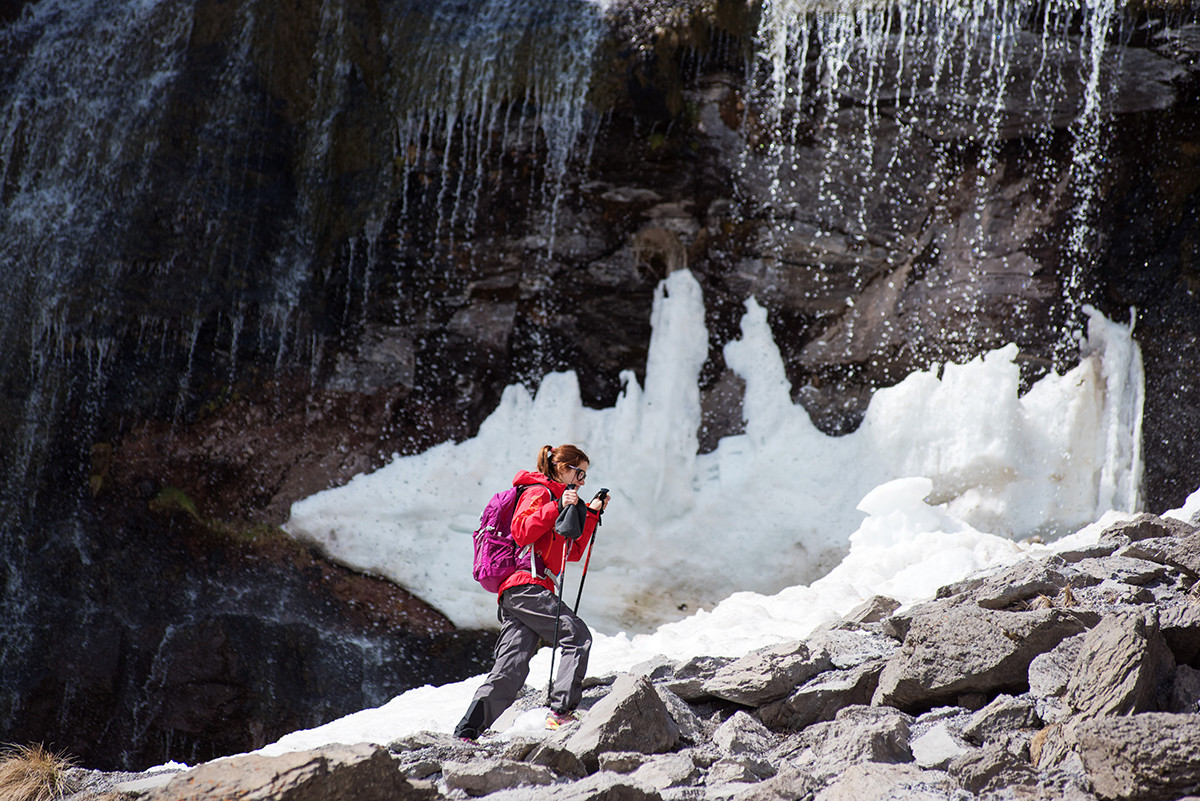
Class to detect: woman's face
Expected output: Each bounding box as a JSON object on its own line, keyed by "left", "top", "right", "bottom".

{"left": 557, "top": 460, "right": 589, "bottom": 487}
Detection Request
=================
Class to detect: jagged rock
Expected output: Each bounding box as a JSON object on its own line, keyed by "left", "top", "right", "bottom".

{"left": 560, "top": 673, "right": 680, "bottom": 771}
{"left": 631, "top": 655, "right": 678, "bottom": 682}
{"left": 441, "top": 757, "right": 556, "bottom": 796}
{"left": 1122, "top": 532, "right": 1200, "bottom": 577}
{"left": 713, "top": 711, "right": 778, "bottom": 757}
{"left": 807, "top": 626, "right": 900, "bottom": 668}
{"left": 813, "top": 762, "right": 959, "bottom": 801}
{"left": 729, "top": 764, "right": 819, "bottom": 801}
{"left": 773, "top": 705, "right": 915, "bottom": 782}
{"left": 707, "top": 756, "right": 775, "bottom": 785}
{"left": 962, "top": 694, "right": 1041, "bottom": 744}
{"left": 525, "top": 740, "right": 589, "bottom": 779}
{"left": 1101, "top": 512, "right": 1197, "bottom": 543}
{"left": 757, "top": 659, "right": 884, "bottom": 732}
{"left": 703, "top": 640, "right": 832, "bottom": 706}
{"left": 1072, "top": 555, "right": 1170, "bottom": 586}
{"left": 1028, "top": 633, "right": 1085, "bottom": 724}
{"left": 1075, "top": 713, "right": 1200, "bottom": 801}
{"left": 1064, "top": 610, "right": 1175, "bottom": 719}
{"left": 549, "top": 771, "right": 665, "bottom": 801}
{"left": 874, "top": 604, "right": 1094, "bottom": 711}
{"left": 653, "top": 684, "right": 707, "bottom": 743}
{"left": 662, "top": 655, "right": 734, "bottom": 701}
{"left": 628, "top": 753, "right": 701, "bottom": 790}
{"left": 1159, "top": 602, "right": 1200, "bottom": 664}
{"left": 910, "top": 722, "right": 974, "bottom": 770}
{"left": 598, "top": 752, "right": 647, "bottom": 773}
{"left": 937, "top": 557, "right": 1077, "bottom": 610}
{"left": 947, "top": 743, "right": 1039, "bottom": 794}
{"left": 145, "top": 744, "right": 430, "bottom": 801}
{"left": 840, "top": 595, "right": 901, "bottom": 625}
{"left": 1169, "top": 664, "right": 1200, "bottom": 713}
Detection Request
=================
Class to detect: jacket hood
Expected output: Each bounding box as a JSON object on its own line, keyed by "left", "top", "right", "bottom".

{"left": 513, "top": 470, "right": 564, "bottom": 493}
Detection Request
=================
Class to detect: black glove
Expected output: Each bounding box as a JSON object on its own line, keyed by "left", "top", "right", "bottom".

{"left": 555, "top": 501, "right": 587, "bottom": 541}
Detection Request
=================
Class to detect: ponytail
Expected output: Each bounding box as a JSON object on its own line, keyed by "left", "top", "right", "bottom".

{"left": 537, "top": 445, "right": 555, "bottom": 476}
{"left": 536, "top": 443, "right": 590, "bottom": 480}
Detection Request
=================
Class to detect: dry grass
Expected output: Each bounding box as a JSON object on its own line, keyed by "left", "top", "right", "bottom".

{"left": 0, "top": 744, "right": 78, "bottom": 801}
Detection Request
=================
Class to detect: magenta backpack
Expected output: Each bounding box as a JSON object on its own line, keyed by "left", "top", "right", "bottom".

{"left": 472, "top": 485, "right": 533, "bottom": 592}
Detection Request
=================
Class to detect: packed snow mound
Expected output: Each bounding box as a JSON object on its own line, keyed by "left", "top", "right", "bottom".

{"left": 285, "top": 269, "right": 1143, "bottom": 633}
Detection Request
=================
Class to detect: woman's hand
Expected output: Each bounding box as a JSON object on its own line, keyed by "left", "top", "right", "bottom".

{"left": 562, "top": 488, "right": 579, "bottom": 507}
{"left": 588, "top": 495, "right": 609, "bottom": 512}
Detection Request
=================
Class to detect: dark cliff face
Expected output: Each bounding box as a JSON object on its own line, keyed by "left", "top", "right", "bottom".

{"left": 2, "top": 0, "right": 1199, "bottom": 771}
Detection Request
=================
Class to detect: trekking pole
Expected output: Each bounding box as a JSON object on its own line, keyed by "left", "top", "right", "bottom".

{"left": 574, "top": 489, "right": 605, "bottom": 614}
{"left": 546, "top": 537, "right": 570, "bottom": 708}
{"left": 573, "top": 521, "right": 598, "bottom": 614}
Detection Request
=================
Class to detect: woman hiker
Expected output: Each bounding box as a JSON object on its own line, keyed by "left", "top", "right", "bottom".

{"left": 454, "top": 443, "right": 610, "bottom": 740}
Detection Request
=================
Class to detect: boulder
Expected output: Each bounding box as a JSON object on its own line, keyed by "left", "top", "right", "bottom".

{"left": 1122, "top": 532, "right": 1200, "bottom": 578}
{"left": 758, "top": 659, "right": 884, "bottom": 732}
{"left": 652, "top": 684, "right": 707, "bottom": 743}
{"left": 728, "top": 764, "right": 818, "bottom": 801}
{"left": 560, "top": 673, "right": 680, "bottom": 771}
{"left": 552, "top": 771, "right": 665, "bottom": 801}
{"left": 1169, "top": 664, "right": 1200, "bottom": 713}
{"left": 1028, "top": 633, "right": 1085, "bottom": 724}
{"left": 773, "top": 705, "right": 914, "bottom": 782}
{"left": 874, "top": 604, "right": 1093, "bottom": 711}
{"left": 1100, "top": 513, "right": 1197, "bottom": 543}
{"left": 441, "top": 758, "right": 556, "bottom": 796}
{"left": 813, "top": 762, "right": 959, "bottom": 801}
{"left": 962, "top": 694, "right": 1041, "bottom": 744}
{"left": 1076, "top": 713, "right": 1200, "bottom": 801}
{"left": 839, "top": 595, "right": 900, "bottom": 625}
{"left": 713, "top": 711, "right": 778, "bottom": 757}
{"left": 947, "top": 743, "right": 1039, "bottom": 794}
{"left": 910, "top": 722, "right": 973, "bottom": 770}
{"left": 703, "top": 640, "right": 832, "bottom": 706}
{"left": 662, "top": 654, "right": 734, "bottom": 701}
{"left": 1159, "top": 601, "right": 1200, "bottom": 664}
{"left": 1064, "top": 610, "right": 1175, "bottom": 719}
{"left": 628, "top": 753, "right": 701, "bottom": 789}
{"left": 145, "top": 744, "right": 430, "bottom": 801}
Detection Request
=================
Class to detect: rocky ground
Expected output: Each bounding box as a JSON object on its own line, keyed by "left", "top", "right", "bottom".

{"left": 61, "top": 510, "right": 1200, "bottom": 801}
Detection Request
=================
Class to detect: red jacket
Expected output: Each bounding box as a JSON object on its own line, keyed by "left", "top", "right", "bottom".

{"left": 495, "top": 470, "right": 598, "bottom": 597}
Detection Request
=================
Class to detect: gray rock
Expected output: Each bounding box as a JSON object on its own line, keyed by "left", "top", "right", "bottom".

{"left": 807, "top": 626, "right": 900, "bottom": 669}
{"left": 1076, "top": 713, "right": 1200, "bottom": 801}
{"left": 947, "top": 743, "right": 1039, "bottom": 794}
{"left": 629, "top": 753, "right": 701, "bottom": 790}
{"left": 910, "top": 722, "right": 973, "bottom": 770}
{"left": 561, "top": 673, "right": 681, "bottom": 771}
{"left": 146, "top": 744, "right": 431, "bottom": 801}
{"left": 632, "top": 654, "right": 679, "bottom": 682}
{"left": 967, "top": 557, "right": 1078, "bottom": 610}
{"left": 729, "top": 765, "right": 818, "bottom": 801}
{"left": 1169, "top": 663, "right": 1200, "bottom": 713}
{"left": 840, "top": 595, "right": 901, "bottom": 625}
{"left": 774, "top": 705, "right": 915, "bottom": 782}
{"left": 548, "top": 771, "right": 665, "bottom": 801}
{"left": 703, "top": 640, "right": 832, "bottom": 706}
{"left": 1123, "top": 532, "right": 1200, "bottom": 577}
{"left": 663, "top": 655, "right": 734, "bottom": 701}
{"left": 813, "top": 762, "right": 960, "bottom": 801}
{"left": 1065, "top": 610, "right": 1175, "bottom": 719}
{"left": 1159, "top": 602, "right": 1200, "bottom": 664}
{"left": 1101, "top": 512, "right": 1197, "bottom": 543}
{"left": 598, "top": 752, "right": 648, "bottom": 774}
{"left": 1028, "top": 633, "right": 1085, "bottom": 706}
{"left": 706, "top": 756, "right": 775, "bottom": 785}
{"left": 874, "top": 604, "right": 1093, "bottom": 710}
{"left": 1072, "top": 555, "right": 1169, "bottom": 586}
{"left": 653, "top": 683, "right": 708, "bottom": 743}
{"left": 713, "top": 711, "right": 778, "bottom": 757}
{"left": 962, "top": 694, "right": 1041, "bottom": 744}
{"left": 525, "top": 740, "right": 589, "bottom": 779}
{"left": 441, "top": 757, "right": 556, "bottom": 796}
{"left": 758, "top": 659, "right": 884, "bottom": 732}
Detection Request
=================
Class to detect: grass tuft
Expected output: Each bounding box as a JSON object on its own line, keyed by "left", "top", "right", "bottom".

{"left": 0, "top": 744, "right": 78, "bottom": 801}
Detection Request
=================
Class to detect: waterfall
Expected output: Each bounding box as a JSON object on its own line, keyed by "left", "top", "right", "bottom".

{"left": 745, "top": 0, "right": 1126, "bottom": 338}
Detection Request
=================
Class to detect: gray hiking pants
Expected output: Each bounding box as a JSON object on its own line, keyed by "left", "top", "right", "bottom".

{"left": 454, "top": 583, "right": 592, "bottom": 738}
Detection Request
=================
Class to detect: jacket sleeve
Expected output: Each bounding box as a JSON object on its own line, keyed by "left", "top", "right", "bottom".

{"left": 567, "top": 509, "right": 600, "bottom": 562}
{"left": 512, "top": 486, "right": 558, "bottom": 548}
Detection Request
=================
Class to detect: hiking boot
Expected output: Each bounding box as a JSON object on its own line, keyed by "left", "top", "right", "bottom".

{"left": 545, "top": 709, "right": 580, "bottom": 730}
